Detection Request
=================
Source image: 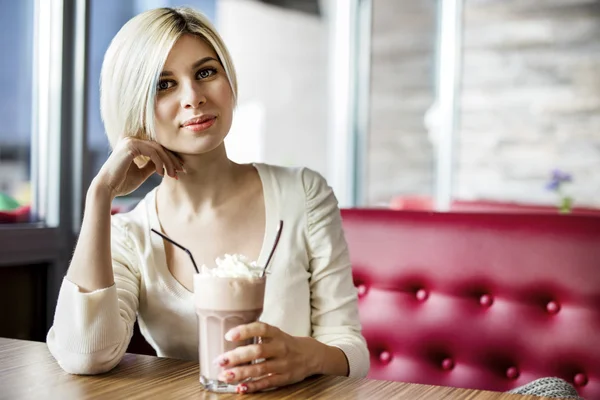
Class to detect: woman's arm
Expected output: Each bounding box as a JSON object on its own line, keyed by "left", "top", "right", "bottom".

{"left": 46, "top": 198, "right": 142, "bottom": 375}
{"left": 68, "top": 137, "right": 180, "bottom": 291}
{"left": 301, "top": 168, "right": 370, "bottom": 378}
{"left": 47, "top": 138, "right": 181, "bottom": 375}
{"left": 294, "top": 336, "right": 349, "bottom": 376}
{"left": 66, "top": 180, "right": 116, "bottom": 291}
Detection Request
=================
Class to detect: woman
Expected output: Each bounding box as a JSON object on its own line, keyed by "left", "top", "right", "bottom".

{"left": 47, "top": 6, "right": 370, "bottom": 394}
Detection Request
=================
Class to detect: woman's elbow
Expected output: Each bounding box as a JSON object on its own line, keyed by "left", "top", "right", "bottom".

{"left": 56, "top": 353, "right": 121, "bottom": 375}
{"left": 48, "top": 340, "right": 124, "bottom": 375}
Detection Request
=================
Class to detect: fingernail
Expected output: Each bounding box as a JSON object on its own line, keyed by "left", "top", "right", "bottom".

{"left": 236, "top": 384, "right": 248, "bottom": 394}
{"left": 225, "top": 371, "right": 235, "bottom": 381}
{"left": 213, "top": 356, "right": 229, "bottom": 366}
{"left": 225, "top": 331, "right": 239, "bottom": 341}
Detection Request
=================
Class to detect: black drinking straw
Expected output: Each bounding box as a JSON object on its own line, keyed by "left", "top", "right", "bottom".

{"left": 151, "top": 228, "right": 199, "bottom": 274}
{"left": 261, "top": 220, "right": 283, "bottom": 278}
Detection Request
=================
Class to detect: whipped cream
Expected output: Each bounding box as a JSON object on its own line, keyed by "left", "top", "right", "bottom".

{"left": 198, "top": 254, "right": 263, "bottom": 278}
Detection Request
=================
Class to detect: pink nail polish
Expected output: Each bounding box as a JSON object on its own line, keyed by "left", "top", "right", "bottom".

{"left": 213, "top": 357, "right": 228, "bottom": 366}
{"left": 226, "top": 371, "right": 235, "bottom": 380}
{"left": 236, "top": 384, "right": 248, "bottom": 394}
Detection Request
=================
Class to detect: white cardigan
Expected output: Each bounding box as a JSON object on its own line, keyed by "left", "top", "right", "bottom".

{"left": 47, "top": 163, "right": 370, "bottom": 378}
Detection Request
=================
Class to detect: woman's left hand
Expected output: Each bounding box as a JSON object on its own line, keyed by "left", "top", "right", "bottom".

{"left": 213, "top": 322, "right": 321, "bottom": 394}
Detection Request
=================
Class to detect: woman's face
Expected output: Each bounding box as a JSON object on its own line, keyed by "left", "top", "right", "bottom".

{"left": 153, "top": 34, "right": 234, "bottom": 155}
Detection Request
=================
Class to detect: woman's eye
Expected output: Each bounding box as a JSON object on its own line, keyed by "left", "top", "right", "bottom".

{"left": 197, "top": 68, "right": 216, "bottom": 80}
{"left": 157, "top": 80, "right": 173, "bottom": 91}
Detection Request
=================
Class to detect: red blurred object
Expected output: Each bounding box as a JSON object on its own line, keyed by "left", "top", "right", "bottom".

{"left": 0, "top": 205, "right": 31, "bottom": 223}
{"left": 389, "top": 195, "right": 434, "bottom": 211}
{"left": 390, "top": 196, "right": 600, "bottom": 216}
{"left": 111, "top": 206, "right": 122, "bottom": 215}
{"left": 341, "top": 208, "right": 600, "bottom": 399}
{"left": 452, "top": 199, "right": 600, "bottom": 216}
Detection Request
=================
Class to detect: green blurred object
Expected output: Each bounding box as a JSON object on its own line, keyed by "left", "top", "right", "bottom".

{"left": 0, "top": 193, "right": 21, "bottom": 211}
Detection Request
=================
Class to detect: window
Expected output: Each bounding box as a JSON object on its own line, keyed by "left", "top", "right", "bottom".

{"left": 365, "top": 0, "right": 439, "bottom": 207}
{"left": 457, "top": 0, "right": 600, "bottom": 208}
{"left": 0, "top": 1, "right": 35, "bottom": 223}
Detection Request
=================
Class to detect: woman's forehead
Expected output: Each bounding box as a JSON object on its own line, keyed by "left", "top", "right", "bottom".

{"left": 163, "top": 34, "right": 218, "bottom": 70}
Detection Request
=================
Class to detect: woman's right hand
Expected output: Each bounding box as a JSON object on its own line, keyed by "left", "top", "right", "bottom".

{"left": 95, "top": 137, "right": 184, "bottom": 199}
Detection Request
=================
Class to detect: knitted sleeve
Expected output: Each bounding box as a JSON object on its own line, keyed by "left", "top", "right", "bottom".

{"left": 46, "top": 215, "right": 141, "bottom": 375}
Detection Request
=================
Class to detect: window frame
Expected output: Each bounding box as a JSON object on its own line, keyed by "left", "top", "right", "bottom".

{"left": 0, "top": 0, "right": 89, "bottom": 331}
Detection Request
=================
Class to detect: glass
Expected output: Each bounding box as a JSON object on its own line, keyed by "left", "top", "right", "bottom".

{"left": 365, "top": 0, "right": 440, "bottom": 208}
{"left": 457, "top": 0, "right": 600, "bottom": 210}
{"left": 0, "top": 0, "right": 35, "bottom": 223}
{"left": 150, "top": 225, "right": 276, "bottom": 392}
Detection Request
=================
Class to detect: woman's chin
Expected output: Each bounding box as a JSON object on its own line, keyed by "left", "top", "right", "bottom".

{"left": 169, "top": 140, "right": 226, "bottom": 157}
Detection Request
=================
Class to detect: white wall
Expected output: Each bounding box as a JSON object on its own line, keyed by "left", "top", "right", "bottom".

{"left": 217, "top": 0, "right": 330, "bottom": 177}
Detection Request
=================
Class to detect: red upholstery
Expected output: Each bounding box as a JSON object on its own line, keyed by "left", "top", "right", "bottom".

{"left": 341, "top": 209, "right": 600, "bottom": 399}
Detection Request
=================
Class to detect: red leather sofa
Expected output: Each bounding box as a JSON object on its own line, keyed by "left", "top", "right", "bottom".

{"left": 341, "top": 209, "right": 600, "bottom": 399}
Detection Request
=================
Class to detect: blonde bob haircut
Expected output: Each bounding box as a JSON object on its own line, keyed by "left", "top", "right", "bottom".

{"left": 100, "top": 7, "right": 238, "bottom": 149}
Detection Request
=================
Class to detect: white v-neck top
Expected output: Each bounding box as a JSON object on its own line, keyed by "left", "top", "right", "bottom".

{"left": 47, "top": 164, "right": 370, "bottom": 378}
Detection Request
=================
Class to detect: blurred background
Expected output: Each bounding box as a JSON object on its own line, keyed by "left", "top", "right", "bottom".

{"left": 0, "top": 0, "right": 599, "bottom": 340}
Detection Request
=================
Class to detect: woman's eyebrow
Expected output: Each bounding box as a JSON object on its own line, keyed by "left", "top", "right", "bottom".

{"left": 160, "top": 56, "right": 219, "bottom": 77}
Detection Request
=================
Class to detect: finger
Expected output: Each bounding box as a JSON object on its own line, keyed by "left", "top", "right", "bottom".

{"left": 225, "top": 322, "right": 277, "bottom": 342}
{"left": 163, "top": 147, "right": 185, "bottom": 173}
{"left": 138, "top": 161, "right": 157, "bottom": 180}
{"left": 218, "top": 359, "right": 286, "bottom": 383}
{"left": 168, "top": 149, "right": 186, "bottom": 167}
{"left": 216, "top": 341, "right": 280, "bottom": 368}
{"left": 237, "top": 373, "right": 290, "bottom": 394}
{"left": 149, "top": 143, "right": 178, "bottom": 178}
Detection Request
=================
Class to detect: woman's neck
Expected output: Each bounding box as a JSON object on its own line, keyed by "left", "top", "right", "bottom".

{"left": 156, "top": 144, "right": 244, "bottom": 219}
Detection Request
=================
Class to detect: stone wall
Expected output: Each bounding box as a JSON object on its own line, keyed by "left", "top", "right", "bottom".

{"left": 457, "top": 0, "right": 600, "bottom": 207}
{"left": 367, "top": 0, "right": 600, "bottom": 208}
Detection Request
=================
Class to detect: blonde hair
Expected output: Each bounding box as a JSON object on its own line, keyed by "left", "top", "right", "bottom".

{"left": 100, "top": 7, "right": 237, "bottom": 149}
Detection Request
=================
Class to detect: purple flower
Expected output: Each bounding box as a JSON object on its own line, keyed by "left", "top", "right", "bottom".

{"left": 551, "top": 169, "right": 572, "bottom": 183}
{"left": 546, "top": 169, "right": 573, "bottom": 192}
{"left": 545, "top": 180, "right": 560, "bottom": 191}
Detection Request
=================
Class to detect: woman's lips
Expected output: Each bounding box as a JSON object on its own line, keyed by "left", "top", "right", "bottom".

{"left": 181, "top": 116, "right": 216, "bottom": 132}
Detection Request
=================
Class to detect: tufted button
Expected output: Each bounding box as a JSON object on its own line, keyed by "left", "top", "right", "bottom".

{"left": 441, "top": 358, "right": 454, "bottom": 371}
{"left": 506, "top": 367, "right": 520, "bottom": 380}
{"left": 357, "top": 284, "right": 368, "bottom": 297}
{"left": 416, "top": 289, "right": 428, "bottom": 301}
{"left": 574, "top": 373, "right": 588, "bottom": 387}
{"left": 379, "top": 351, "right": 392, "bottom": 364}
{"left": 479, "top": 294, "right": 494, "bottom": 307}
{"left": 546, "top": 301, "right": 561, "bottom": 314}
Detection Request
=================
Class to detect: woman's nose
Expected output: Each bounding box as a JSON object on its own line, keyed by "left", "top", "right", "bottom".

{"left": 180, "top": 82, "right": 206, "bottom": 109}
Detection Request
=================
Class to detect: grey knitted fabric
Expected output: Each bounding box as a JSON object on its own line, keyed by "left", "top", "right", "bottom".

{"left": 508, "top": 377, "right": 584, "bottom": 399}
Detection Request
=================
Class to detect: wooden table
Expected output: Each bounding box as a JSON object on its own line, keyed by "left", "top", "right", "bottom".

{"left": 0, "top": 338, "right": 551, "bottom": 399}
